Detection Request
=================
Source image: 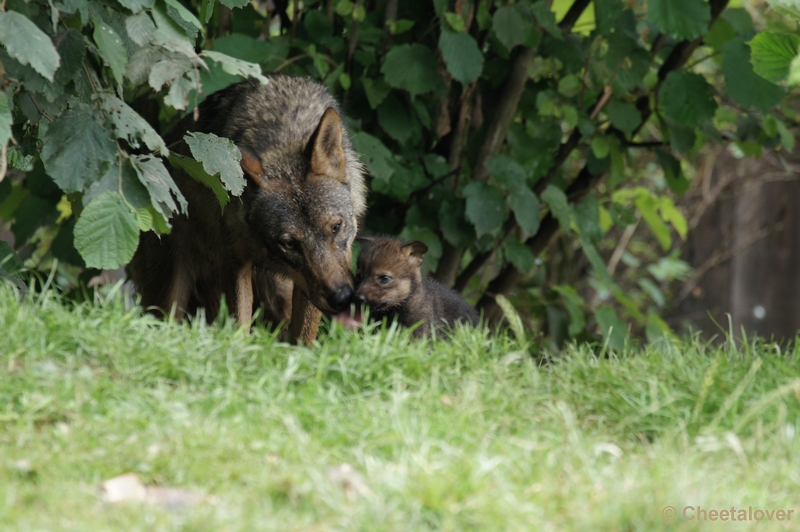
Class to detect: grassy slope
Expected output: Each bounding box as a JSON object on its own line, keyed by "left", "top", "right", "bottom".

{"left": 1, "top": 286, "right": 800, "bottom": 531}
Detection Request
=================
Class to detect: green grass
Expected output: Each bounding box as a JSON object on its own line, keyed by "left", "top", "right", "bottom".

{"left": 2, "top": 285, "right": 800, "bottom": 531}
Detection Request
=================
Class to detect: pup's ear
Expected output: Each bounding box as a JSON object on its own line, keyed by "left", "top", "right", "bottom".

{"left": 239, "top": 146, "right": 267, "bottom": 188}
{"left": 402, "top": 241, "right": 428, "bottom": 267}
{"left": 356, "top": 236, "right": 375, "bottom": 245}
{"left": 309, "top": 107, "right": 346, "bottom": 177}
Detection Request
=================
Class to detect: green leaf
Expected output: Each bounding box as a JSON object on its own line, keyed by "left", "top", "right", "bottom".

{"left": 164, "top": 0, "right": 203, "bottom": 30}
{"left": 201, "top": 51, "right": 267, "bottom": 84}
{"left": 540, "top": 185, "right": 572, "bottom": 235}
{"left": 185, "top": 132, "right": 245, "bottom": 196}
{"left": 53, "top": 28, "right": 86, "bottom": 86}
{"left": 100, "top": 95, "right": 168, "bottom": 156}
{"left": 131, "top": 155, "right": 187, "bottom": 217}
{"left": 438, "top": 199, "right": 474, "bottom": 248}
{"left": 220, "top": 0, "right": 250, "bottom": 8}
{"left": 389, "top": 19, "right": 415, "bottom": 35}
{"left": 42, "top": 102, "right": 118, "bottom": 193}
{"left": 634, "top": 193, "right": 671, "bottom": 251}
{"left": 658, "top": 196, "right": 688, "bottom": 240}
{"left": 530, "top": 1, "right": 562, "bottom": 40}
{"left": 486, "top": 154, "right": 527, "bottom": 189}
{"left": 361, "top": 77, "right": 392, "bottom": 109}
{"left": 168, "top": 153, "right": 229, "bottom": 208}
{"left": 0, "top": 240, "right": 24, "bottom": 275}
{"left": 335, "top": 0, "right": 353, "bottom": 17}
{"left": 591, "top": 136, "right": 610, "bottom": 159}
{"left": 552, "top": 285, "right": 585, "bottom": 337}
{"left": 118, "top": 0, "right": 155, "bottom": 14}
{"left": 658, "top": 72, "right": 717, "bottom": 128}
{"left": 507, "top": 187, "right": 540, "bottom": 236}
{"left": 720, "top": 38, "right": 785, "bottom": 112}
{"left": 557, "top": 75, "right": 582, "bottom": 97}
{"left": 767, "top": 0, "right": 800, "bottom": 18}
{"left": 148, "top": 58, "right": 192, "bottom": 91}
{"left": 351, "top": 132, "right": 394, "bottom": 182}
{"left": 93, "top": 20, "right": 129, "bottom": 86}
{"left": 638, "top": 278, "right": 665, "bottom": 307}
{"left": 57, "top": 0, "right": 90, "bottom": 25}
{"left": 126, "top": 47, "right": 163, "bottom": 85}
{"left": 463, "top": 182, "right": 506, "bottom": 236}
{"left": 704, "top": 18, "right": 736, "bottom": 51}
{"left": 647, "top": 0, "right": 710, "bottom": 40}
{"left": 492, "top": 5, "right": 527, "bottom": 50}
{"left": 377, "top": 94, "right": 419, "bottom": 144}
{"left": 573, "top": 195, "right": 603, "bottom": 245}
{"left": 125, "top": 12, "right": 157, "bottom": 46}
{"left": 74, "top": 191, "right": 140, "bottom": 269}
{"left": 381, "top": 44, "right": 442, "bottom": 98}
{"left": 86, "top": 160, "right": 151, "bottom": 211}
{"left": 0, "top": 11, "right": 60, "bottom": 82}
{"left": 749, "top": 32, "right": 800, "bottom": 84}
{"left": 606, "top": 101, "right": 641, "bottom": 135}
{"left": 136, "top": 208, "right": 153, "bottom": 232}
{"left": 503, "top": 237, "right": 535, "bottom": 273}
{"left": 443, "top": 12, "right": 465, "bottom": 32}
{"left": 0, "top": 92, "right": 11, "bottom": 147}
{"left": 595, "top": 307, "right": 628, "bottom": 351}
{"left": 655, "top": 149, "right": 689, "bottom": 195}
{"left": 439, "top": 30, "right": 484, "bottom": 85}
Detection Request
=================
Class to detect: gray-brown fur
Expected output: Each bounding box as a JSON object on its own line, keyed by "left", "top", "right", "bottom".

{"left": 128, "top": 75, "right": 366, "bottom": 343}
{"left": 354, "top": 237, "right": 480, "bottom": 337}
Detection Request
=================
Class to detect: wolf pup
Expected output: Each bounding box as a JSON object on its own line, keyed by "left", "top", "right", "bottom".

{"left": 129, "top": 76, "right": 366, "bottom": 344}
{"left": 353, "top": 237, "right": 480, "bottom": 337}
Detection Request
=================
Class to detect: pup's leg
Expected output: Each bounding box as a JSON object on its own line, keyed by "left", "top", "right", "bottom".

{"left": 167, "top": 262, "right": 190, "bottom": 323}
{"left": 290, "top": 287, "right": 321, "bottom": 346}
{"left": 236, "top": 261, "right": 254, "bottom": 332}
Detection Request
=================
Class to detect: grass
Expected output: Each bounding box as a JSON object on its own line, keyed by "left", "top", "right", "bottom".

{"left": 2, "top": 285, "right": 800, "bottom": 531}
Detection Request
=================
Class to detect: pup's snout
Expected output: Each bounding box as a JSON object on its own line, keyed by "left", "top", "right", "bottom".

{"left": 327, "top": 285, "right": 354, "bottom": 312}
{"left": 353, "top": 293, "right": 366, "bottom": 305}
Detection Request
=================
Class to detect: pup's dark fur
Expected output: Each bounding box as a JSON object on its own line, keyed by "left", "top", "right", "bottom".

{"left": 128, "top": 76, "right": 366, "bottom": 344}
{"left": 354, "top": 237, "right": 479, "bottom": 337}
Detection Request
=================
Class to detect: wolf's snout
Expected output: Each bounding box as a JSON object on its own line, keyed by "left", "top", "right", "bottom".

{"left": 353, "top": 293, "right": 366, "bottom": 304}
{"left": 328, "top": 285, "right": 354, "bottom": 311}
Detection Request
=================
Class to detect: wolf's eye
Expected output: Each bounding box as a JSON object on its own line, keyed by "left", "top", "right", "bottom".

{"left": 332, "top": 222, "right": 342, "bottom": 235}
{"left": 378, "top": 275, "right": 391, "bottom": 284}
{"left": 282, "top": 239, "right": 298, "bottom": 251}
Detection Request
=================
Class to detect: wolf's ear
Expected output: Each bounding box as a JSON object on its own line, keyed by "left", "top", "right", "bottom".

{"left": 356, "top": 236, "right": 375, "bottom": 245}
{"left": 402, "top": 241, "right": 428, "bottom": 267}
{"left": 310, "top": 108, "right": 346, "bottom": 177}
{"left": 239, "top": 146, "right": 268, "bottom": 187}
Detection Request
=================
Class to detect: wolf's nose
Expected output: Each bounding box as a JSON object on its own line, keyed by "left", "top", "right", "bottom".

{"left": 328, "top": 285, "right": 353, "bottom": 311}
{"left": 354, "top": 293, "right": 366, "bottom": 304}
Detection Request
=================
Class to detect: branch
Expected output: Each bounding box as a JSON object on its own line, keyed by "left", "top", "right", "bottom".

{"left": 558, "top": 0, "right": 592, "bottom": 33}
{"left": 472, "top": 46, "right": 536, "bottom": 182}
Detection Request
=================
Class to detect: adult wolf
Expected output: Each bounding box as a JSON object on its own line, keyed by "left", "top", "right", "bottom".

{"left": 129, "top": 75, "right": 366, "bottom": 344}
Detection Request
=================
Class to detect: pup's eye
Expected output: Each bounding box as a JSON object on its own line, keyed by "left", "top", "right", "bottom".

{"left": 378, "top": 275, "right": 391, "bottom": 284}
{"left": 332, "top": 222, "right": 342, "bottom": 235}
{"left": 282, "top": 239, "right": 298, "bottom": 250}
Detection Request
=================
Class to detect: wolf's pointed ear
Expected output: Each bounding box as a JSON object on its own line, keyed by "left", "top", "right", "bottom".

{"left": 310, "top": 108, "right": 346, "bottom": 177}
{"left": 402, "top": 241, "right": 428, "bottom": 267}
{"left": 239, "top": 146, "right": 268, "bottom": 188}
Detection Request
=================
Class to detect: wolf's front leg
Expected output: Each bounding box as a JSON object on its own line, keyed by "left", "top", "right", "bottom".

{"left": 236, "top": 261, "right": 254, "bottom": 332}
{"left": 290, "top": 287, "right": 321, "bottom": 346}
